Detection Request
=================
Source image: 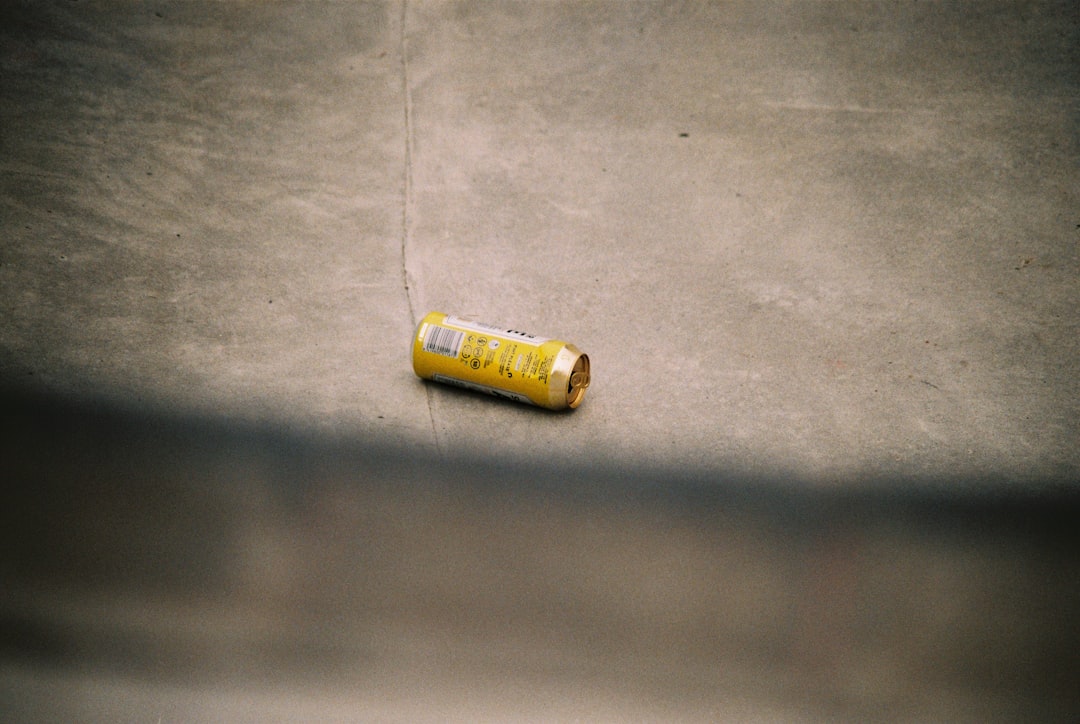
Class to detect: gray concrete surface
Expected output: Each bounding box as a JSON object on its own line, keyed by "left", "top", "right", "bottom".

{"left": 2, "top": 1, "right": 1079, "bottom": 721}
{"left": 2, "top": 0, "right": 1077, "bottom": 481}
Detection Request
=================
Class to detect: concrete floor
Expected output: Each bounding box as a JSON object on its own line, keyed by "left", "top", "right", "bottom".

{"left": 2, "top": 1, "right": 1079, "bottom": 721}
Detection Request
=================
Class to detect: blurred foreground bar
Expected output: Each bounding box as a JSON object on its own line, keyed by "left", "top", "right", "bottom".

{"left": 1, "top": 385, "right": 1077, "bottom": 722}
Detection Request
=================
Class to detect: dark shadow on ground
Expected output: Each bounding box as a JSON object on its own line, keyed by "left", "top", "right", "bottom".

{"left": 2, "top": 384, "right": 1078, "bottom": 721}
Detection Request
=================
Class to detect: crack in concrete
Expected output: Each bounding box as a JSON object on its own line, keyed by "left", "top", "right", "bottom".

{"left": 399, "top": 0, "right": 416, "bottom": 328}
{"left": 399, "top": 0, "right": 441, "bottom": 455}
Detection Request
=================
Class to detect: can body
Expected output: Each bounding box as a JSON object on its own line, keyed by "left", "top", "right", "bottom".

{"left": 412, "top": 311, "right": 590, "bottom": 410}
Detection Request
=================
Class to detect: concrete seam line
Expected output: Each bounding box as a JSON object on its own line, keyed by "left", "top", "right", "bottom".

{"left": 399, "top": 0, "right": 416, "bottom": 328}
{"left": 399, "top": 0, "right": 441, "bottom": 456}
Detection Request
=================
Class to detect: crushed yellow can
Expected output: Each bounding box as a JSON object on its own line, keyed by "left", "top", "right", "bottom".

{"left": 411, "top": 311, "right": 590, "bottom": 410}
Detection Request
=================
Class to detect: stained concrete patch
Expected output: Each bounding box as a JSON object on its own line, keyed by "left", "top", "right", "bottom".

{"left": 0, "top": 1, "right": 426, "bottom": 442}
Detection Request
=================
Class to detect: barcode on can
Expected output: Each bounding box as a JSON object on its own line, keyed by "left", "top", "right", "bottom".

{"left": 423, "top": 324, "right": 465, "bottom": 358}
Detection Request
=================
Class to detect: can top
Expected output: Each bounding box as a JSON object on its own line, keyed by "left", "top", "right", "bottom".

{"left": 566, "top": 353, "right": 590, "bottom": 409}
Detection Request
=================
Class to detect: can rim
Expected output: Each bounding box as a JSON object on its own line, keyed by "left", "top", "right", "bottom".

{"left": 566, "top": 353, "right": 590, "bottom": 409}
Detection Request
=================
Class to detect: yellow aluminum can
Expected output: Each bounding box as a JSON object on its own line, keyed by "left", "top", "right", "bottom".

{"left": 412, "top": 311, "right": 590, "bottom": 410}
